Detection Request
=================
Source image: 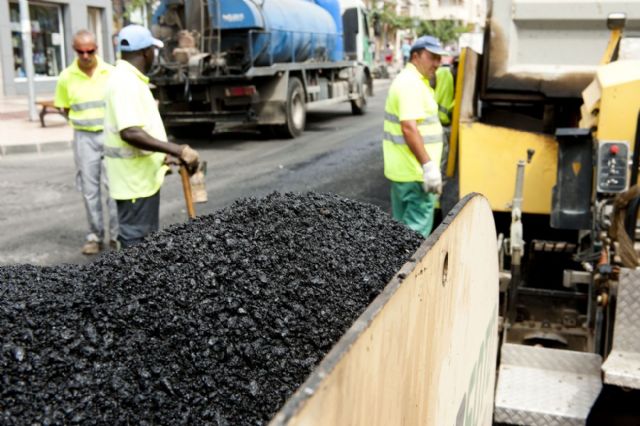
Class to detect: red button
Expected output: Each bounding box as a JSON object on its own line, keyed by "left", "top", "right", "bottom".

{"left": 610, "top": 145, "right": 619, "bottom": 155}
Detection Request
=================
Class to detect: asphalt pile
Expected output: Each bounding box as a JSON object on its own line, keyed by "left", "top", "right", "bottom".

{"left": 0, "top": 192, "right": 422, "bottom": 425}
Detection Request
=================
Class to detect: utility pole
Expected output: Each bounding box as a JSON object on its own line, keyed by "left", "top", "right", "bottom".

{"left": 19, "top": 0, "right": 37, "bottom": 122}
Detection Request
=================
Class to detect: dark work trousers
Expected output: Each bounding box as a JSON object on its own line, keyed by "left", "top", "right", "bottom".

{"left": 116, "top": 191, "right": 160, "bottom": 248}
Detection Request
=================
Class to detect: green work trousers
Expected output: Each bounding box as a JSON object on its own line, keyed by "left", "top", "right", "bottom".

{"left": 391, "top": 181, "right": 436, "bottom": 237}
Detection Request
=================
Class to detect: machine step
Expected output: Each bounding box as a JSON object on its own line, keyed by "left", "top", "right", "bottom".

{"left": 602, "top": 268, "right": 640, "bottom": 389}
{"left": 494, "top": 343, "right": 602, "bottom": 425}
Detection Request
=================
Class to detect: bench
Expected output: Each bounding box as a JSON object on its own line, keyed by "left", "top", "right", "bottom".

{"left": 36, "top": 100, "right": 66, "bottom": 127}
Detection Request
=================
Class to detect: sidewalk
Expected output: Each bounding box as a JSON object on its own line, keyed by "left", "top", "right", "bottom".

{"left": 0, "top": 95, "right": 72, "bottom": 157}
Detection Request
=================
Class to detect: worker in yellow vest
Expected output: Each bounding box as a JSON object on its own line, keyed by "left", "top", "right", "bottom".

{"left": 433, "top": 65, "right": 455, "bottom": 170}
{"left": 104, "top": 25, "right": 199, "bottom": 248}
{"left": 382, "top": 36, "right": 447, "bottom": 237}
{"left": 54, "top": 30, "right": 118, "bottom": 255}
{"left": 434, "top": 66, "right": 454, "bottom": 126}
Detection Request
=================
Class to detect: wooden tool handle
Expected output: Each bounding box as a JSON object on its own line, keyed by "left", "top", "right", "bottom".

{"left": 179, "top": 166, "right": 196, "bottom": 219}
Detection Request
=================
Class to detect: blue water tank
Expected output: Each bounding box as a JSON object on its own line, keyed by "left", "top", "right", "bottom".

{"left": 313, "top": 0, "right": 343, "bottom": 61}
{"left": 208, "top": 0, "right": 341, "bottom": 66}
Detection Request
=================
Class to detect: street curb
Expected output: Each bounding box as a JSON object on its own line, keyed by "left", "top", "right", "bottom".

{"left": 0, "top": 140, "right": 71, "bottom": 157}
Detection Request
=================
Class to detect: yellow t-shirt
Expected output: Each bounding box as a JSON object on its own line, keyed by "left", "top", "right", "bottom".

{"left": 103, "top": 60, "right": 168, "bottom": 200}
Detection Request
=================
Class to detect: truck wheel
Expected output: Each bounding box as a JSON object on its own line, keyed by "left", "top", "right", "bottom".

{"left": 351, "top": 93, "right": 367, "bottom": 115}
{"left": 351, "top": 77, "right": 367, "bottom": 116}
{"left": 279, "top": 77, "right": 306, "bottom": 138}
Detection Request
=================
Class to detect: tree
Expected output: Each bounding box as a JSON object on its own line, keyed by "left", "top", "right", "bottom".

{"left": 371, "top": 2, "right": 414, "bottom": 35}
{"left": 113, "top": 0, "right": 157, "bottom": 31}
{"left": 370, "top": 4, "right": 469, "bottom": 45}
{"left": 416, "top": 20, "right": 470, "bottom": 45}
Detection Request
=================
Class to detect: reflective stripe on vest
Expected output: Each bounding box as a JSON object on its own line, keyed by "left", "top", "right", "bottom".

{"left": 383, "top": 131, "right": 443, "bottom": 145}
{"left": 71, "top": 118, "right": 104, "bottom": 127}
{"left": 104, "top": 145, "right": 152, "bottom": 159}
{"left": 438, "top": 104, "right": 450, "bottom": 115}
{"left": 384, "top": 112, "right": 439, "bottom": 125}
{"left": 70, "top": 100, "right": 106, "bottom": 111}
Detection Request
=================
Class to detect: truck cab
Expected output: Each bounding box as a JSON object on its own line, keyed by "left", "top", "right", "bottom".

{"left": 340, "top": 0, "right": 373, "bottom": 67}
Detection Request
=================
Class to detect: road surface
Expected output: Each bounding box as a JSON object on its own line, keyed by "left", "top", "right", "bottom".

{"left": 0, "top": 81, "right": 393, "bottom": 266}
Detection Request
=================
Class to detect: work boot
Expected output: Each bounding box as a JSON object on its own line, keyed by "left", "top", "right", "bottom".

{"left": 81, "top": 240, "right": 102, "bottom": 255}
{"left": 109, "top": 239, "right": 121, "bottom": 251}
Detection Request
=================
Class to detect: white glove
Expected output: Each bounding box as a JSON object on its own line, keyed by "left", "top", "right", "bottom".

{"left": 422, "top": 161, "right": 442, "bottom": 195}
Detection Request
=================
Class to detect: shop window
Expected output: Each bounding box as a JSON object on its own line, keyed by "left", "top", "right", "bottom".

{"left": 10, "top": 1, "right": 66, "bottom": 79}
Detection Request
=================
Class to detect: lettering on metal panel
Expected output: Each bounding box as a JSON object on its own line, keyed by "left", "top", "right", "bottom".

{"left": 222, "top": 13, "right": 244, "bottom": 23}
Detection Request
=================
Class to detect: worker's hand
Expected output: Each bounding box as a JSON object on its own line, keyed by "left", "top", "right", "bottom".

{"left": 422, "top": 161, "right": 442, "bottom": 195}
{"left": 179, "top": 144, "right": 200, "bottom": 174}
{"left": 164, "top": 154, "right": 180, "bottom": 166}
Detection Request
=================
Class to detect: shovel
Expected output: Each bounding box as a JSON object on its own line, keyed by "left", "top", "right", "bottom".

{"left": 179, "top": 165, "right": 196, "bottom": 219}
{"left": 178, "top": 161, "right": 208, "bottom": 220}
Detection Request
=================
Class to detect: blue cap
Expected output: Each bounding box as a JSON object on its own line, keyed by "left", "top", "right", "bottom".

{"left": 411, "top": 36, "right": 448, "bottom": 56}
{"left": 118, "top": 25, "right": 164, "bottom": 52}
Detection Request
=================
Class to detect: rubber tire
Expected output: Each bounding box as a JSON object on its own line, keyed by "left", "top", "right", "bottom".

{"left": 351, "top": 94, "right": 367, "bottom": 115}
{"left": 351, "top": 77, "right": 367, "bottom": 116}
{"left": 277, "top": 77, "right": 306, "bottom": 139}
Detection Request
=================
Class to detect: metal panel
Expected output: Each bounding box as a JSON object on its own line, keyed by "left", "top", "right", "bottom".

{"left": 602, "top": 268, "right": 640, "bottom": 389}
{"left": 602, "top": 351, "right": 640, "bottom": 389}
{"left": 495, "top": 343, "right": 602, "bottom": 425}
{"left": 458, "top": 123, "right": 557, "bottom": 214}
{"left": 487, "top": 0, "right": 640, "bottom": 97}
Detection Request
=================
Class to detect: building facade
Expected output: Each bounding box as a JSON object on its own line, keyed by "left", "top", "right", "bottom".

{"left": 0, "top": 0, "right": 114, "bottom": 96}
{"left": 418, "top": 0, "right": 486, "bottom": 30}
{"left": 392, "top": 0, "right": 486, "bottom": 29}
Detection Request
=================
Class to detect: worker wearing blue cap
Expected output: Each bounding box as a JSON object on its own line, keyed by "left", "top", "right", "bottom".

{"left": 103, "top": 25, "right": 200, "bottom": 248}
{"left": 382, "top": 35, "right": 447, "bottom": 237}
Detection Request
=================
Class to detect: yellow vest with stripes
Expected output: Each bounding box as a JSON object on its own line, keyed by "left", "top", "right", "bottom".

{"left": 54, "top": 57, "right": 113, "bottom": 132}
{"left": 435, "top": 66, "right": 454, "bottom": 126}
{"left": 383, "top": 63, "right": 443, "bottom": 182}
{"left": 103, "top": 60, "right": 168, "bottom": 200}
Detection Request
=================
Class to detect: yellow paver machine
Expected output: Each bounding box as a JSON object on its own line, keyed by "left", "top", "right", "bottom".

{"left": 443, "top": 0, "right": 640, "bottom": 423}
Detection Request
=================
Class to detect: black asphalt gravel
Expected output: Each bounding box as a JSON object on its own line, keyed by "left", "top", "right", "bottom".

{"left": 0, "top": 192, "right": 422, "bottom": 425}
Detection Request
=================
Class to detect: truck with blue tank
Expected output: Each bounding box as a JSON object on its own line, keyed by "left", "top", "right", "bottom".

{"left": 150, "top": 0, "right": 373, "bottom": 138}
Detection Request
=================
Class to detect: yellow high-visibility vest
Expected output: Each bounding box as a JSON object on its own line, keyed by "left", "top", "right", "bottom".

{"left": 103, "top": 60, "right": 168, "bottom": 200}
{"left": 383, "top": 63, "right": 444, "bottom": 182}
{"left": 435, "top": 66, "right": 454, "bottom": 126}
{"left": 54, "top": 57, "right": 113, "bottom": 132}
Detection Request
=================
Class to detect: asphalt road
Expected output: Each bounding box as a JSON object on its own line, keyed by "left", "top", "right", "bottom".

{"left": 0, "top": 80, "right": 392, "bottom": 266}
